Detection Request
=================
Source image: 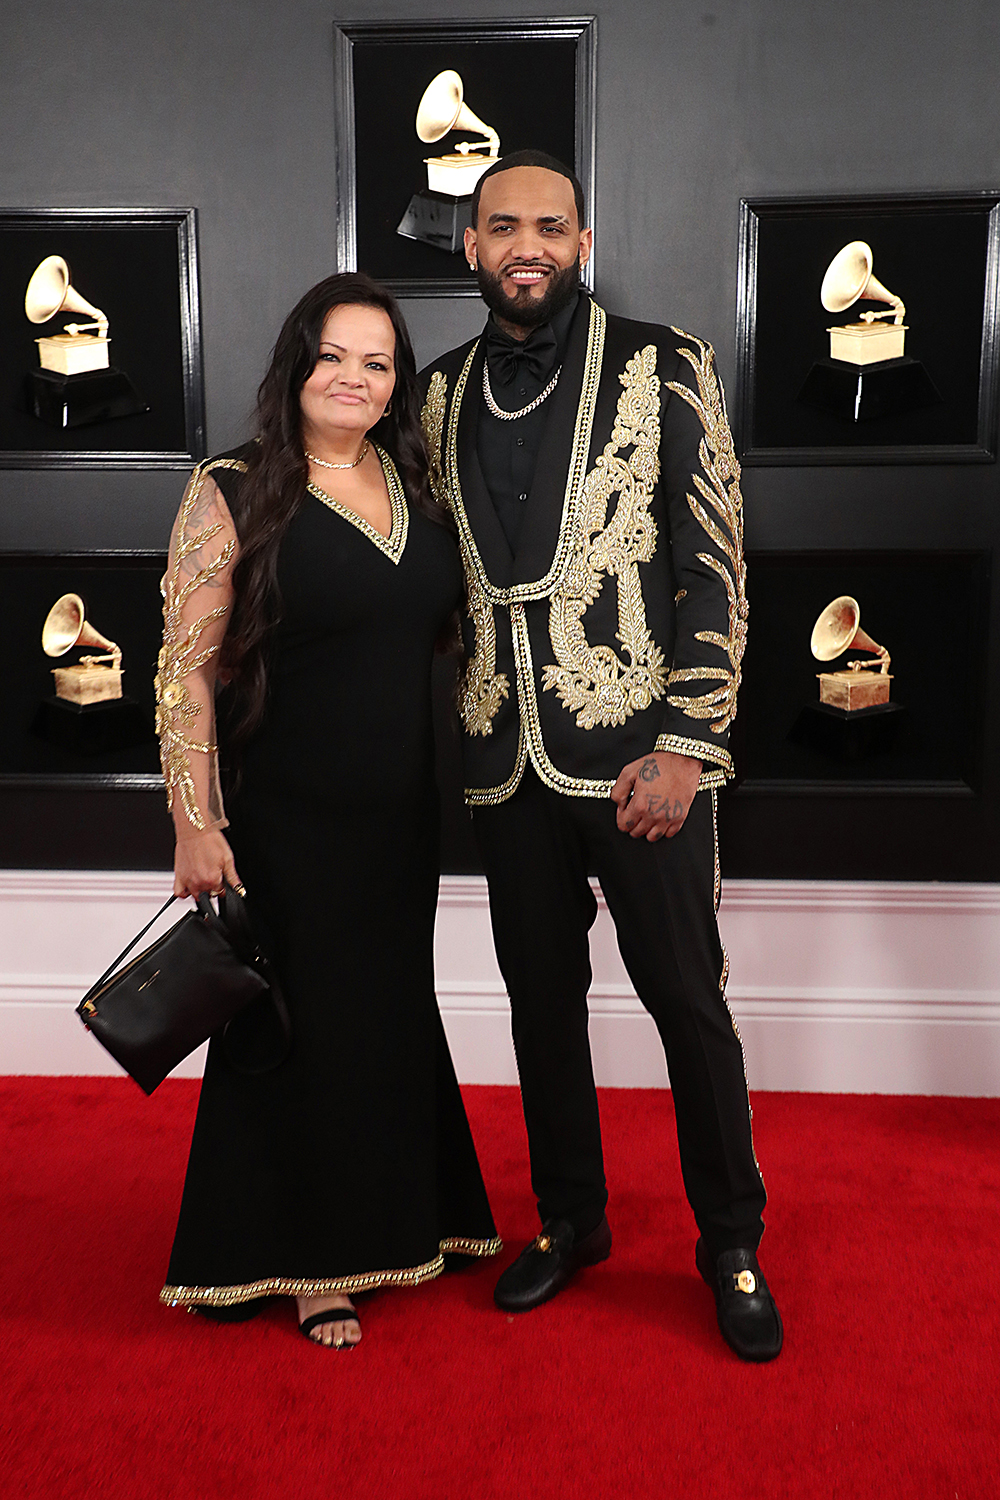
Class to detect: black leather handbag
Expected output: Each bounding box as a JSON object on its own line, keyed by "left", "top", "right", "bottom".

{"left": 76, "top": 882, "right": 292, "bottom": 1095}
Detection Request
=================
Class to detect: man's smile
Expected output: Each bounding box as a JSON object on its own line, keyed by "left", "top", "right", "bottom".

{"left": 504, "top": 265, "right": 551, "bottom": 286}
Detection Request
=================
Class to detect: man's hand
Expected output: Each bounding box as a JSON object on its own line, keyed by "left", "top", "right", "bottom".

{"left": 611, "top": 751, "right": 702, "bottom": 841}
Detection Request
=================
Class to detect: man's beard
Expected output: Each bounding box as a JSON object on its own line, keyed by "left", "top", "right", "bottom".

{"left": 476, "top": 256, "right": 581, "bottom": 330}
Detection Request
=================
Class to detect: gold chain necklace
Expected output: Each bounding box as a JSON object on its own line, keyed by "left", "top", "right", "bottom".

{"left": 482, "top": 361, "right": 562, "bottom": 421}
{"left": 305, "top": 438, "right": 369, "bottom": 470}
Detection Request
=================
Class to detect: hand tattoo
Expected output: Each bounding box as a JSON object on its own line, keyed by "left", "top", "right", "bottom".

{"left": 638, "top": 757, "right": 661, "bottom": 783}
{"left": 643, "top": 793, "right": 685, "bottom": 816}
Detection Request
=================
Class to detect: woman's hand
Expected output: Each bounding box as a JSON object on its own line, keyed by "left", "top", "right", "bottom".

{"left": 173, "top": 828, "right": 243, "bottom": 899}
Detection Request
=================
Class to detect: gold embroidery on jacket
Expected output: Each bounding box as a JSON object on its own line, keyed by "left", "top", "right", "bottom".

{"left": 444, "top": 300, "right": 606, "bottom": 604}
{"left": 541, "top": 344, "right": 666, "bottom": 729}
{"left": 156, "top": 458, "right": 244, "bottom": 831}
{"left": 463, "top": 720, "right": 528, "bottom": 806}
{"left": 459, "top": 562, "right": 510, "bottom": 736}
{"left": 513, "top": 606, "right": 615, "bottom": 798}
{"left": 663, "top": 331, "right": 747, "bottom": 737}
{"left": 421, "top": 372, "right": 448, "bottom": 507}
{"left": 655, "top": 732, "right": 733, "bottom": 774}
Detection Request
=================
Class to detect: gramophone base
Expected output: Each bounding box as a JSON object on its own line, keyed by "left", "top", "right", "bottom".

{"left": 396, "top": 189, "right": 473, "bottom": 254}
{"left": 788, "top": 701, "right": 906, "bottom": 762}
{"left": 31, "top": 695, "right": 154, "bottom": 757}
{"left": 796, "top": 357, "right": 941, "bottom": 424}
{"left": 26, "top": 367, "right": 148, "bottom": 430}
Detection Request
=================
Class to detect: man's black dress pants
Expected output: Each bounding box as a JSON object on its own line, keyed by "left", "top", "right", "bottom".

{"left": 472, "top": 767, "right": 766, "bottom": 1256}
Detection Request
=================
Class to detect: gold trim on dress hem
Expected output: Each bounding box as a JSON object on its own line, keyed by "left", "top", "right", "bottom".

{"left": 160, "top": 1236, "right": 503, "bottom": 1308}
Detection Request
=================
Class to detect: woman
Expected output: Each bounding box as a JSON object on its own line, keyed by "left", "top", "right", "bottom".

{"left": 156, "top": 272, "right": 500, "bottom": 1348}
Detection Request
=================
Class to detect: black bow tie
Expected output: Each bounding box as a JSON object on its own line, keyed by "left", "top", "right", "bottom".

{"left": 485, "top": 320, "right": 559, "bottom": 387}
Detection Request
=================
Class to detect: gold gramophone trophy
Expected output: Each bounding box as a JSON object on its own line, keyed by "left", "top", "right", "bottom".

{"left": 797, "top": 241, "right": 940, "bottom": 423}
{"left": 396, "top": 70, "right": 501, "bottom": 254}
{"left": 42, "top": 594, "right": 123, "bottom": 703}
{"left": 810, "top": 596, "right": 891, "bottom": 712}
{"left": 788, "top": 594, "right": 904, "bottom": 762}
{"left": 32, "top": 594, "right": 152, "bottom": 758}
{"left": 821, "top": 242, "right": 907, "bottom": 365}
{"left": 24, "top": 256, "right": 146, "bottom": 429}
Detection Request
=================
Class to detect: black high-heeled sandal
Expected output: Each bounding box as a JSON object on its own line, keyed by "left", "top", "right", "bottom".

{"left": 299, "top": 1303, "right": 361, "bottom": 1349}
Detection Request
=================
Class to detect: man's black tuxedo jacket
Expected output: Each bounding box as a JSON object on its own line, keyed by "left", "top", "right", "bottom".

{"left": 418, "top": 295, "right": 747, "bottom": 807}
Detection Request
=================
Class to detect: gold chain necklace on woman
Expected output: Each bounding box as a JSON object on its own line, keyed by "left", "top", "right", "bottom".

{"left": 305, "top": 438, "right": 369, "bottom": 470}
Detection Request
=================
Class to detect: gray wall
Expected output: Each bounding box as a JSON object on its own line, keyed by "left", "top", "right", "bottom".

{"left": 4, "top": 0, "right": 999, "bottom": 553}
{"left": 2, "top": 0, "right": 998, "bottom": 872}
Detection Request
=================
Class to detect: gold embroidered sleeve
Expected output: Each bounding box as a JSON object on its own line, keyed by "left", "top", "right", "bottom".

{"left": 156, "top": 465, "right": 240, "bottom": 834}
{"left": 659, "top": 332, "right": 747, "bottom": 756}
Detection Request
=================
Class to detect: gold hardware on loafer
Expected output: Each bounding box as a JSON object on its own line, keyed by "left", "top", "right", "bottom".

{"left": 81, "top": 999, "right": 97, "bottom": 1018}
{"left": 533, "top": 1234, "right": 553, "bottom": 1253}
{"left": 735, "top": 1270, "right": 757, "bottom": 1294}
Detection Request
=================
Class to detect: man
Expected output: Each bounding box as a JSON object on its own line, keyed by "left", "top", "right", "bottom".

{"left": 419, "top": 150, "right": 782, "bottom": 1361}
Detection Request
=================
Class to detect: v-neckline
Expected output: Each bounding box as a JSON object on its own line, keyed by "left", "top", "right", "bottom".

{"left": 306, "top": 443, "right": 409, "bottom": 565}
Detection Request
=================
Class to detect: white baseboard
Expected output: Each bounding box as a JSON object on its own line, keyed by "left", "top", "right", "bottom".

{"left": 2, "top": 871, "right": 998, "bottom": 1095}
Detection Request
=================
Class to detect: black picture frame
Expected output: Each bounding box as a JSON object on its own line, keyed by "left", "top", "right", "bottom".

{"left": 333, "top": 16, "right": 597, "bottom": 297}
{"left": 736, "top": 193, "right": 1000, "bottom": 464}
{"left": 0, "top": 551, "right": 167, "bottom": 790}
{"left": 0, "top": 209, "right": 205, "bottom": 469}
{"left": 729, "top": 550, "right": 992, "bottom": 798}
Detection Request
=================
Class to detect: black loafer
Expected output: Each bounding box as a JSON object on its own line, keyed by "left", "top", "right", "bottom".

{"left": 696, "top": 1238, "right": 783, "bottom": 1362}
{"left": 494, "top": 1215, "right": 612, "bottom": 1312}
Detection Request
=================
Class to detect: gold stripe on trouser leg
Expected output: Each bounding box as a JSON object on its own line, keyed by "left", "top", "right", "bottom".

{"left": 711, "top": 787, "right": 764, "bottom": 1189}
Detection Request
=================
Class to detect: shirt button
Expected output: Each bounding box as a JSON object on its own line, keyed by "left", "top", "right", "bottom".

{"left": 516, "top": 437, "right": 525, "bottom": 446}
{"left": 519, "top": 388, "right": 527, "bottom": 396}
{"left": 518, "top": 492, "right": 528, "bottom": 502}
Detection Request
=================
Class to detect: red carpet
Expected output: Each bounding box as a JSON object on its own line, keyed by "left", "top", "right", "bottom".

{"left": 2, "top": 1079, "right": 998, "bottom": 1499}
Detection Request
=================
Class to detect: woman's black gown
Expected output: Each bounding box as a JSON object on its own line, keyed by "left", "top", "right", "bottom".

{"left": 161, "top": 449, "right": 499, "bottom": 1307}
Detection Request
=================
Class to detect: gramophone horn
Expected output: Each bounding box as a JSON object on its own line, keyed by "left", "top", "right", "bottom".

{"left": 810, "top": 595, "right": 885, "bottom": 662}
{"left": 820, "top": 241, "right": 904, "bottom": 323}
{"left": 415, "top": 70, "right": 499, "bottom": 155}
{"left": 25, "top": 256, "right": 108, "bottom": 329}
{"left": 42, "top": 593, "right": 119, "bottom": 659}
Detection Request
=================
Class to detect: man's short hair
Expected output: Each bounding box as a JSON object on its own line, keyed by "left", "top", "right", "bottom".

{"left": 470, "top": 149, "right": 586, "bottom": 229}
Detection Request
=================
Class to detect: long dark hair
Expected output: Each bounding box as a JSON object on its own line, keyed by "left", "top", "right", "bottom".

{"left": 219, "top": 272, "right": 447, "bottom": 754}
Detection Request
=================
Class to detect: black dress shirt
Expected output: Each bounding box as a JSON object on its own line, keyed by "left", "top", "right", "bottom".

{"left": 477, "top": 293, "right": 580, "bottom": 553}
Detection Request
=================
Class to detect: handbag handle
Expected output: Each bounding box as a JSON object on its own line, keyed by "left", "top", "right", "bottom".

{"left": 92, "top": 884, "right": 259, "bottom": 992}
{"left": 89, "top": 892, "right": 178, "bottom": 994}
